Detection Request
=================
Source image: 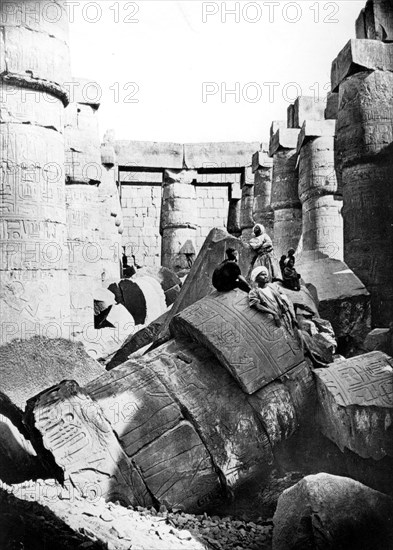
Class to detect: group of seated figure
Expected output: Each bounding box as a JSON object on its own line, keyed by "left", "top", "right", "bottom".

{"left": 212, "top": 224, "right": 337, "bottom": 367}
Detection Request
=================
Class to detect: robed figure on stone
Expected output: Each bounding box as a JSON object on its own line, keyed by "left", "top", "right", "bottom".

{"left": 249, "top": 224, "right": 279, "bottom": 281}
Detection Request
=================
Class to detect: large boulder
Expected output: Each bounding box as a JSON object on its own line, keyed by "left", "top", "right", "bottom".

{"left": 272, "top": 473, "right": 393, "bottom": 550}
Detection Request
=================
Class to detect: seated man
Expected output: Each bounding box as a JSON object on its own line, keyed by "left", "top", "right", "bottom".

{"left": 279, "top": 249, "right": 301, "bottom": 291}
{"left": 249, "top": 266, "right": 297, "bottom": 334}
{"left": 212, "top": 248, "right": 250, "bottom": 293}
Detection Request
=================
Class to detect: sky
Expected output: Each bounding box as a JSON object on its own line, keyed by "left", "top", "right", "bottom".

{"left": 68, "top": 0, "right": 365, "bottom": 144}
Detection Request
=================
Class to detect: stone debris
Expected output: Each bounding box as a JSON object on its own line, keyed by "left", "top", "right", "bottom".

{"left": 1, "top": 479, "right": 273, "bottom": 550}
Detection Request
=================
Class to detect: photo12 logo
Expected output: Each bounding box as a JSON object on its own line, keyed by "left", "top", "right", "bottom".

{"left": 202, "top": 2, "right": 340, "bottom": 24}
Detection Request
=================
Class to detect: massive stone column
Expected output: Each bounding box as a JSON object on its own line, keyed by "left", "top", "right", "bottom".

{"left": 65, "top": 79, "right": 102, "bottom": 340}
{"left": 332, "top": 34, "right": 393, "bottom": 326}
{"left": 160, "top": 169, "right": 198, "bottom": 276}
{"left": 0, "top": 1, "right": 71, "bottom": 345}
{"left": 269, "top": 126, "right": 302, "bottom": 257}
{"left": 297, "top": 119, "right": 343, "bottom": 261}
{"left": 99, "top": 140, "right": 122, "bottom": 285}
{"left": 252, "top": 146, "right": 274, "bottom": 237}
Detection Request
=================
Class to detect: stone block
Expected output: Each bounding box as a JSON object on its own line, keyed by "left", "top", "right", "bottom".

{"left": 252, "top": 150, "right": 273, "bottom": 173}
{"left": 296, "top": 256, "right": 371, "bottom": 347}
{"left": 287, "top": 103, "right": 295, "bottom": 129}
{"left": 296, "top": 120, "right": 336, "bottom": 153}
{"left": 356, "top": 0, "right": 393, "bottom": 42}
{"left": 315, "top": 352, "right": 393, "bottom": 460}
{"left": 331, "top": 39, "right": 393, "bottom": 92}
{"left": 270, "top": 120, "right": 287, "bottom": 137}
{"left": 170, "top": 290, "right": 304, "bottom": 395}
{"left": 25, "top": 380, "right": 152, "bottom": 507}
{"left": 184, "top": 141, "right": 259, "bottom": 170}
{"left": 293, "top": 96, "right": 327, "bottom": 128}
{"left": 272, "top": 473, "right": 393, "bottom": 550}
{"left": 269, "top": 128, "right": 300, "bottom": 157}
{"left": 325, "top": 92, "right": 339, "bottom": 120}
{"left": 115, "top": 140, "right": 183, "bottom": 169}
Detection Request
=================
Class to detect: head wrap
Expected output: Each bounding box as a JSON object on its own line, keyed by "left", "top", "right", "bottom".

{"left": 250, "top": 266, "right": 269, "bottom": 282}
{"left": 253, "top": 223, "right": 265, "bottom": 235}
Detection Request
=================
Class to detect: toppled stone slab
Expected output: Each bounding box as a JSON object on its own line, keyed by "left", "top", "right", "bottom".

{"left": 315, "top": 351, "right": 393, "bottom": 460}
{"left": 133, "top": 266, "right": 182, "bottom": 307}
{"left": 331, "top": 38, "right": 393, "bottom": 92}
{"left": 153, "top": 228, "right": 254, "bottom": 347}
{"left": 0, "top": 337, "right": 103, "bottom": 411}
{"left": 170, "top": 290, "right": 304, "bottom": 394}
{"left": 25, "top": 380, "right": 153, "bottom": 508}
{"left": 296, "top": 257, "right": 371, "bottom": 350}
{"left": 356, "top": 0, "right": 393, "bottom": 42}
{"left": 272, "top": 473, "right": 393, "bottom": 550}
{"left": 105, "top": 311, "right": 169, "bottom": 370}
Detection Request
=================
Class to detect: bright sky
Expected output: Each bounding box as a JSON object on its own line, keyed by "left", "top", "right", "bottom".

{"left": 68, "top": 0, "right": 364, "bottom": 143}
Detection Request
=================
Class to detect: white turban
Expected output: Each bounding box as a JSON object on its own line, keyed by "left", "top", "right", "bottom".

{"left": 250, "top": 266, "right": 268, "bottom": 282}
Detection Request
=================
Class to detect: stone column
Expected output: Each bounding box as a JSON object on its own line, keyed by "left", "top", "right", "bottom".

{"left": 0, "top": 1, "right": 71, "bottom": 345}
{"left": 269, "top": 126, "right": 302, "bottom": 257}
{"left": 297, "top": 119, "right": 343, "bottom": 261}
{"left": 332, "top": 36, "right": 393, "bottom": 326}
{"left": 99, "top": 140, "right": 122, "bottom": 285}
{"left": 252, "top": 147, "right": 274, "bottom": 238}
{"left": 227, "top": 181, "right": 240, "bottom": 237}
{"left": 65, "top": 78, "right": 102, "bottom": 340}
{"left": 239, "top": 167, "right": 254, "bottom": 240}
{"left": 160, "top": 169, "right": 198, "bottom": 276}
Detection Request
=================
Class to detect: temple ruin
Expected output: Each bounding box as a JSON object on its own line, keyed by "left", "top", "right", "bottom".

{"left": 1, "top": 1, "right": 393, "bottom": 549}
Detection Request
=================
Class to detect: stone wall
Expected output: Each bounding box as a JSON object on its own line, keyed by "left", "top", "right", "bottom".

{"left": 195, "top": 186, "right": 228, "bottom": 249}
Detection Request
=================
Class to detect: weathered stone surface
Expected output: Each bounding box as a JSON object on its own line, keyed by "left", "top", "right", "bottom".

{"left": 289, "top": 96, "right": 327, "bottom": 129}
{"left": 296, "top": 119, "right": 336, "bottom": 153}
{"left": 86, "top": 360, "right": 183, "bottom": 458}
{"left": 297, "top": 128, "right": 343, "bottom": 261}
{"left": 145, "top": 339, "right": 273, "bottom": 489}
{"left": 26, "top": 380, "right": 152, "bottom": 507}
{"left": 184, "top": 142, "right": 259, "bottom": 170}
{"left": 153, "top": 228, "right": 254, "bottom": 347}
{"left": 272, "top": 473, "right": 393, "bottom": 550}
{"left": 133, "top": 421, "right": 222, "bottom": 513}
{"left": 269, "top": 141, "right": 302, "bottom": 256}
{"left": 240, "top": 181, "right": 254, "bottom": 238}
{"left": 133, "top": 266, "right": 181, "bottom": 307}
{"left": 0, "top": 337, "right": 102, "bottom": 411}
{"left": 315, "top": 351, "right": 393, "bottom": 460}
{"left": 325, "top": 92, "right": 339, "bottom": 120}
{"left": 337, "top": 70, "right": 393, "bottom": 326}
{"left": 115, "top": 140, "right": 183, "bottom": 169}
{"left": 295, "top": 257, "right": 371, "bottom": 348}
{"left": 160, "top": 169, "right": 198, "bottom": 275}
{"left": 227, "top": 198, "right": 241, "bottom": 236}
{"left": 0, "top": 1, "right": 71, "bottom": 344}
{"left": 363, "top": 328, "right": 393, "bottom": 355}
{"left": 170, "top": 290, "right": 304, "bottom": 394}
{"left": 253, "top": 149, "right": 274, "bottom": 236}
{"left": 270, "top": 120, "right": 287, "bottom": 137}
{"left": 356, "top": 0, "right": 393, "bottom": 42}
{"left": 331, "top": 39, "right": 393, "bottom": 92}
